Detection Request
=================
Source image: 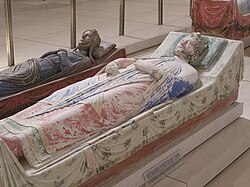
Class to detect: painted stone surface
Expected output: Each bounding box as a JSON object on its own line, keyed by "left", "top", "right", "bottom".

{"left": 0, "top": 47, "right": 126, "bottom": 120}
{"left": 192, "top": 0, "right": 250, "bottom": 39}
{"left": 0, "top": 32, "right": 244, "bottom": 187}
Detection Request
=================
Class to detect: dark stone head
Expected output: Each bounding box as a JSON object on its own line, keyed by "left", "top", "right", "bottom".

{"left": 78, "top": 29, "right": 101, "bottom": 63}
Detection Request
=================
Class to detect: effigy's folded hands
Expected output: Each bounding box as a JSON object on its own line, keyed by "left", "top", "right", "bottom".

{"left": 104, "top": 58, "right": 136, "bottom": 77}
{"left": 105, "top": 61, "right": 120, "bottom": 77}
{"left": 134, "top": 60, "right": 163, "bottom": 81}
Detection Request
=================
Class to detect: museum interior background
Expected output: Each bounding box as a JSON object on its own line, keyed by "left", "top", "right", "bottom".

{"left": 0, "top": 0, "right": 250, "bottom": 186}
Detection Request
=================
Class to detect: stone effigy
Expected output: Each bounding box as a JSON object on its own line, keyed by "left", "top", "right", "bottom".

{"left": 191, "top": 0, "right": 250, "bottom": 39}
{"left": 0, "top": 29, "right": 115, "bottom": 97}
{"left": 0, "top": 33, "right": 207, "bottom": 159}
{"left": 0, "top": 32, "right": 244, "bottom": 187}
{"left": 0, "top": 29, "right": 126, "bottom": 119}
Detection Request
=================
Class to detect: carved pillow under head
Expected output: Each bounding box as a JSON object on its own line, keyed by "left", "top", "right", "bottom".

{"left": 93, "top": 41, "right": 116, "bottom": 59}
{"left": 161, "top": 34, "right": 228, "bottom": 69}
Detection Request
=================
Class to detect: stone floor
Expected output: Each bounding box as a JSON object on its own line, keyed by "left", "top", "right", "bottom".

{"left": 245, "top": 47, "right": 250, "bottom": 56}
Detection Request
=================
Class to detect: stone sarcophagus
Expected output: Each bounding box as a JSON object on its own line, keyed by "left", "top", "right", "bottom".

{"left": 0, "top": 32, "right": 244, "bottom": 187}
{"left": 191, "top": 0, "right": 250, "bottom": 40}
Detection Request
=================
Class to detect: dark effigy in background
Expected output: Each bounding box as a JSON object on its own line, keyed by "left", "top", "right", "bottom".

{"left": 191, "top": 0, "right": 250, "bottom": 40}
{"left": 0, "top": 29, "right": 126, "bottom": 119}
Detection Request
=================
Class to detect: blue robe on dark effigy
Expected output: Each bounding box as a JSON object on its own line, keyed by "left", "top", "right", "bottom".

{"left": 0, "top": 50, "right": 91, "bottom": 97}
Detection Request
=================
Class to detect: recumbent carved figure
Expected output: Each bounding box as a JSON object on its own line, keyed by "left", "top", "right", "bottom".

{"left": 0, "top": 29, "right": 116, "bottom": 97}
{"left": 0, "top": 33, "right": 208, "bottom": 164}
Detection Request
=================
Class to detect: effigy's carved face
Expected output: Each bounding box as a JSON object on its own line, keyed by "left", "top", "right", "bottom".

{"left": 174, "top": 33, "right": 208, "bottom": 63}
{"left": 78, "top": 30, "right": 95, "bottom": 50}
{"left": 175, "top": 36, "right": 196, "bottom": 57}
{"left": 80, "top": 30, "right": 94, "bottom": 45}
{"left": 78, "top": 29, "right": 101, "bottom": 51}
